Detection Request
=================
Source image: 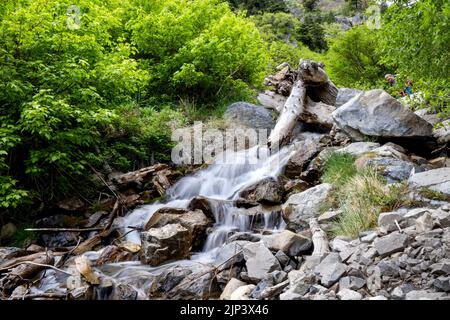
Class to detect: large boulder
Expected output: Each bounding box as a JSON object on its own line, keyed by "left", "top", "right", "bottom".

{"left": 224, "top": 102, "right": 275, "bottom": 131}
{"left": 332, "top": 89, "right": 433, "bottom": 141}
{"left": 144, "top": 208, "right": 211, "bottom": 249}
{"left": 243, "top": 241, "right": 281, "bottom": 282}
{"left": 140, "top": 223, "right": 192, "bottom": 266}
{"left": 336, "top": 142, "right": 380, "bottom": 157}
{"left": 238, "top": 177, "right": 284, "bottom": 204}
{"left": 335, "top": 88, "right": 363, "bottom": 108}
{"left": 284, "top": 139, "right": 321, "bottom": 178}
{"left": 364, "top": 157, "right": 415, "bottom": 183}
{"left": 282, "top": 183, "right": 333, "bottom": 226}
{"left": 409, "top": 168, "right": 450, "bottom": 196}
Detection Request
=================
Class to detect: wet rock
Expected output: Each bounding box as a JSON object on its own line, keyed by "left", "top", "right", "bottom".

{"left": 282, "top": 183, "right": 333, "bottom": 227}
{"left": 374, "top": 232, "right": 408, "bottom": 258}
{"left": 238, "top": 177, "right": 284, "bottom": 204}
{"left": 434, "top": 276, "right": 450, "bottom": 292}
{"left": 140, "top": 223, "right": 192, "bottom": 266}
{"left": 213, "top": 241, "right": 250, "bottom": 269}
{"left": 229, "top": 284, "right": 256, "bottom": 300}
{"left": 220, "top": 278, "right": 247, "bottom": 300}
{"left": 224, "top": 102, "right": 275, "bottom": 131}
{"left": 339, "top": 276, "right": 366, "bottom": 290}
{"left": 409, "top": 168, "right": 450, "bottom": 196}
{"left": 337, "top": 142, "right": 380, "bottom": 157}
{"left": 97, "top": 246, "right": 134, "bottom": 265}
{"left": 243, "top": 242, "right": 281, "bottom": 282}
{"left": 262, "top": 230, "right": 312, "bottom": 256}
{"left": 332, "top": 89, "right": 433, "bottom": 141}
{"left": 166, "top": 263, "right": 220, "bottom": 299}
{"left": 41, "top": 232, "right": 79, "bottom": 248}
{"left": 187, "top": 196, "right": 217, "bottom": 221}
{"left": 337, "top": 288, "right": 362, "bottom": 300}
{"left": 110, "top": 284, "right": 138, "bottom": 300}
{"left": 314, "top": 253, "right": 347, "bottom": 288}
{"left": 227, "top": 232, "right": 262, "bottom": 243}
{"left": 284, "top": 139, "right": 321, "bottom": 178}
{"left": 145, "top": 208, "right": 211, "bottom": 249}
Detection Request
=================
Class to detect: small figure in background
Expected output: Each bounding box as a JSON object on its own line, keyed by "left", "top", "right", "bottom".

{"left": 400, "top": 80, "right": 413, "bottom": 97}
{"left": 385, "top": 74, "right": 397, "bottom": 86}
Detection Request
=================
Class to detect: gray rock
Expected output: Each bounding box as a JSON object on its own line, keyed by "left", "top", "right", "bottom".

{"left": 337, "top": 142, "right": 380, "bottom": 157}
{"left": 432, "top": 209, "right": 450, "bottom": 228}
{"left": 378, "top": 260, "right": 400, "bottom": 277}
{"left": 262, "top": 230, "right": 312, "bottom": 257}
{"left": 405, "top": 290, "right": 446, "bottom": 300}
{"left": 337, "top": 288, "right": 363, "bottom": 300}
{"left": 279, "top": 291, "right": 302, "bottom": 300}
{"left": 409, "top": 168, "right": 450, "bottom": 196}
{"left": 332, "top": 89, "right": 433, "bottom": 141}
{"left": 238, "top": 177, "right": 284, "bottom": 204}
{"left": 140, "top": 223, "right": 192, "bottom": 266}
{"left": 287, "top": 271, "right": 317, "bottom": 295}
{"left": 314, "top": 253, "right": 347, "bottom": 287}
{"left": 220, "top": 278, "right": 247, "bottom": 300}
{"left": 367, "top": 295, "right": 388, "bottom": 300}
{"left": 229, "top": 284, "right": 256, "bottom": 300}
{"left": 391, "top": 286, "right": 405, "bottom": 299}
{"left": 339, "top": 276, "right": 366, "bottom": 290}
{"left": 374, "top": 232, "right": 408, "bottom": 257}
{"left": 331, "top": 238, "right": 351, "bottom": 252}
{"left": 335, "top": 88, "right": 363, "bottom": 108}
{"left": 318, "top": 210, "right": 342, "bottom": 223}
{"left": 415, "top": 212, "right": 434, "bottom": 233}
{"left": 282, "top": 183, "right": 333, "bottom": 226}
{"left": 243, "top": 242, "right": 281, "bottom": 281}
{"left": 430, "top": 259, "right": 450, "bottom": 275}
{"left": 360, "top": 231, "right": 378, "bottom": 243}
{"left": 434, "top": 276, "right": 450, "bottom": 292}
{"left": 213, "top": 241, "right": 250, "bottom": 269}
{"left": 224, "top": 102, "right": 275, "bottom": 131}
{"left": 284, "top": 139, "right": 321, "bottom": 178}
{"left": 378, "top": 210, "right": 406, "bottom": 234}
{"left": 365, "top": 157, "right": 415, "bottom": 183}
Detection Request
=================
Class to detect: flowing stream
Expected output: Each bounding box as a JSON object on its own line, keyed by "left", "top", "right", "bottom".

{"left": 33, "top": 144, "right": 296, "bottom": 299}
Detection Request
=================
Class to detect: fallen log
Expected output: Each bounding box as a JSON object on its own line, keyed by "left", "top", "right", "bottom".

{"left": 267, "top": 59, "right": 338, "bottom": 148}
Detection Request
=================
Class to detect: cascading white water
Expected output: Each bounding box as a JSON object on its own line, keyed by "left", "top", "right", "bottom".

{"left": 121, "top": 144, "right": 294, "bottom": 258}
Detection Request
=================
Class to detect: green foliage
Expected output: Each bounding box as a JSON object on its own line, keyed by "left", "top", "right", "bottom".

{"left": 129, "top": 0, "right": 269, "bottom": 103}
{"left": 326, "top": 25, "right": 388, "bottom": 89}
{"left": 379, "top": 0, "right": 450, "bottom": 114}
{"left": 227, "top": 0, "right": 289, "bottom": 14}
{"left": 332, "top": 169, "right": 406, "bottom": 238}
{"left": 322, "top": 152, "right": 358, "bottom": 185}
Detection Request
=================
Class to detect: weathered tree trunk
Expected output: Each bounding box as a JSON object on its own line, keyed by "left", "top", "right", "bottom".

{"left": 266, "top": 59, "right": 338, "bottom": 148}
{"left": 268, "top": 79, "right": 306, "bottom": 148}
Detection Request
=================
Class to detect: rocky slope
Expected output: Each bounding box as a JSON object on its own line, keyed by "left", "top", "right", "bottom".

{"left": 1, "top": 84, "right": 450, "bottom": 300}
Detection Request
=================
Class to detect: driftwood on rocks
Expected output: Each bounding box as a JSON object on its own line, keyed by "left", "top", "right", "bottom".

{"left": 266, "top": 60, "right": 338, "bottom": 148}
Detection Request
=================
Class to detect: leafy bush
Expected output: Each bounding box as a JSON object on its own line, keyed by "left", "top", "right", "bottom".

{"left": 129, "top": 0, "right": 269, "bottom": 103}
{"left": 325, "top": 25, "right": 388, "bottom": 89}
